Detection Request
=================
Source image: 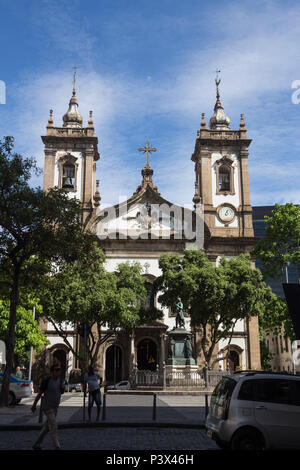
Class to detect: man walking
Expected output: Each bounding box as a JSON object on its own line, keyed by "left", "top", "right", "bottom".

{"left": 31, "top": 365, "right": 65, "bottom": 450}
{"left": 84, "top": 365, "right": 102, "bottom": 422}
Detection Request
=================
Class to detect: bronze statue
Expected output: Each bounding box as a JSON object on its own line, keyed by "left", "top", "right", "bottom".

{"left": 175, "top": 300, "right": 185, "bottom": 329}
{"left": 184, "top": 337, "right": 193, "bottom": 358}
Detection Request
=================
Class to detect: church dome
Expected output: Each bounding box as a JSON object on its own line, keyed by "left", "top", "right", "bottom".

{"left": 62, "top": 90, "right": 83, "bottom": 128}
{"left": 209, "top": 79, "right": 230, "bottom": 130}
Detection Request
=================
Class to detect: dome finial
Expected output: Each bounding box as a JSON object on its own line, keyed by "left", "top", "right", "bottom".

{"left": 209, "top": 70, "right": 230, "bottom": 130}
{"left": 62, "top": 68, "right": 83, "bottom": 128}
{"left": 215, "top": 69, "right": 221, "bottom": 101}
{"left": 72, "top": 66, "right": 77, "bottom": 96}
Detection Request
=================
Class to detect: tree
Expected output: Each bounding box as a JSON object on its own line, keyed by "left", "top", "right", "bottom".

{"left": 0, "top": 295, "right": 49, "bottom": 368}
{"left": 155, "top": 250, "right": 274, "bottom": 368}
{"left": 253, "top": 203, "right": 300, "bottom": 281}
{"left": 0, "top": 137, "right": 97, "bottom": 406}
{"left": 37, "top": 245, "right": 152, "bottom": 367}
{"left": 252, "top": 203, "right": 300, "bottom": 344}
{"left": 261, "top": 294, "right": 294, "bottom": 338}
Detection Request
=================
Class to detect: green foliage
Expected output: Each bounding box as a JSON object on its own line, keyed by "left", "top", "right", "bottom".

{"left": 0, "top": 136, "right": 97, "bottom": 405}
{"left": 0, "top": 295, "right": 49, "bottom": 366}
{"left": 260, "top": 294, "right": 295, "bottom": 341}
{"left": 259, "top": 339, "right": 273, "bottom": 372}
{"left": 37, "top": 246, "right": 150, "bottom": 364}
{"left": 155, "top": 250, "right": 274, "bottom": 366}
{"left": 253, "top": 203, "right": 300, "bottom": 280}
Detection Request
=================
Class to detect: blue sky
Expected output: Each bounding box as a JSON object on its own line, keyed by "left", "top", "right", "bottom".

{"left": 0, "top": 0, "right": 300, "bottom": 208}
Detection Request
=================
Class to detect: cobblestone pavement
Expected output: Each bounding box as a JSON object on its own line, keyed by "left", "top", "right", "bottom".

{"left": 0, "top": 427, "right": 219, "bottom": 450}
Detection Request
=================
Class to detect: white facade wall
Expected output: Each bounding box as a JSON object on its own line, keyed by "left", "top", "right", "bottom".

{"left": 105, "top": 257, "right": 191, "bottom": 332}
{"left": 211, "top": 152, "right": 239, "bottom": 228}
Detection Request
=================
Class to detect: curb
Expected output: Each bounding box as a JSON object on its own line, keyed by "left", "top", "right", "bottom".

{"left": 106, "top": 390, "right": 214, "bottom": 395}
{"left": 0, "top": 421, "right": 206, "bottom": 432}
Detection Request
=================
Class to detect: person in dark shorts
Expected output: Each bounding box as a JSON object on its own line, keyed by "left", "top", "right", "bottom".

{"left": 31, "top": 365, "right": 65, "bottom": 450}
{"left": 84, "top": 365, "right": 102, "bottom": 422}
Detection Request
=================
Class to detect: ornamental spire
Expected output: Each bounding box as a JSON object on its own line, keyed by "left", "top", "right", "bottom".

{"left": 209, "top": 70, "right": 230, "bottom": 130}
{"left": 62, "top": 67, "right": 83, "bottom": 128}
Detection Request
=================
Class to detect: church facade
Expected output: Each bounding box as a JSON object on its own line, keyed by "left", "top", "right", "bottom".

{"left": 40, "top": 78, "right": 261, "bottom": 383}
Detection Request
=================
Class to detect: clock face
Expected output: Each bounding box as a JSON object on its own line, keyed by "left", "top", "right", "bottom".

{"left": 218, "top": 205, "right": 235, "bottom": 223}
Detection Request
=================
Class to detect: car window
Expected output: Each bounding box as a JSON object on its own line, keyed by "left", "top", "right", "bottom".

{"left": 212, "top": 378, "right": 236, "bottom": 406}
{"left": 238, "top": 380, "right": 254, "bottom": 401}
{"left": 254, "top": 379, "right": 290, "bottom": 405}
{"left": 289, "top": 380, "right": 300, "bottom": 406}
{"left": 119, "top": 382, "right": 127, "bottom": 386}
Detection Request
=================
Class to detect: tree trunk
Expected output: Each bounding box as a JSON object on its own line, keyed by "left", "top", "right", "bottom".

{"left": 0, "top": 265, "right": 20, "bottom": 407}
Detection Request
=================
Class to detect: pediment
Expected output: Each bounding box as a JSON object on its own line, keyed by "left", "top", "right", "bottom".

{"left": 89, "top": 184, "right": 202, "bottom": 242}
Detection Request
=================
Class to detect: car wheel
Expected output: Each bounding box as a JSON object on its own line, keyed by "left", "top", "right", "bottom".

{"left": 8, "top": 392, "right": 16, "bottom": 406}
{"left": 231, "top": 428, "right": 264, "bottom": 451}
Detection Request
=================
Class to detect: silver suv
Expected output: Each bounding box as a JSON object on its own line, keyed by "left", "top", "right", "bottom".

{"left": 206, "top": 371, "right": 300, "bottom": 450}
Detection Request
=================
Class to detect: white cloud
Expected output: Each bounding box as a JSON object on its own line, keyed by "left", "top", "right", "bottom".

{"left": 2, "top": 0, "right": 300, "bottom": 207}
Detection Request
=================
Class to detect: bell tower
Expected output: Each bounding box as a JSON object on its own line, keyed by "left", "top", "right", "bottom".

{"left": 191, "top": 76, "right": 254, "bottom": 238}
{"left": 42, "top": 72, "right": 101, "bottom": 225}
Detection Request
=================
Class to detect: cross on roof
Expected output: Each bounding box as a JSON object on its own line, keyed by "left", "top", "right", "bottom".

{"left": 138, "top": 141, "right": 157, "bottom": 168}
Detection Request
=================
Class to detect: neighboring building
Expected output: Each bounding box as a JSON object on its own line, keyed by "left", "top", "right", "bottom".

{"left": 36, "top": 77, "right": 262, "bottom": 382}
{"left": 252, "top": 206, "right": 300, "bottom": 374}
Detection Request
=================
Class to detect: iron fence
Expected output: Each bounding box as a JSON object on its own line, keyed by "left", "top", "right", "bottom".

{"left": 131, "top": 367, "right": 229, "bottom": 389}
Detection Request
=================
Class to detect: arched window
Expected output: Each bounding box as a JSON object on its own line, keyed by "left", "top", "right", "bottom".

{"left": 62, "top": 164, "right": 75, "bottom": 188}
{"left": 219, "top": 165, "right": 231, "bottom": 191}
{"left": 215, "top": 156, "right": 235, "bottom": 195}
{"left": 58, "top": 153, "right": 78, "bottom": 192}
{"left": 145, "top": 282, "right": 155, "bottom": 309}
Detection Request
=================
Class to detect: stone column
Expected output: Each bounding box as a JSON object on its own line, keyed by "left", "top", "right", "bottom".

{"left": 43, "top": 149, "right": 56, "bottom": 191}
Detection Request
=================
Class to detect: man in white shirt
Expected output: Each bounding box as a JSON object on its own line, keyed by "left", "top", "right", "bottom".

{"left": 84, "top": 365, "right": 102, "bottom": 422}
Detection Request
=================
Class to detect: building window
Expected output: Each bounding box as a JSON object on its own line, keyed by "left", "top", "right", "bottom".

{"left": 58, "top": 153, "right": 78, "bottom": 192}
{"left": 285, "top": 336, "right": 289, "bottom": 352}
{"left": 145, "top": 282, "right": 155, "bottom": 309}
{"left": 219, "top": 165, "right": 231, "bottom": 191}
{"left": 280, "top": 335, "right": 284, "bottom": 354}
{"left": 215, "top": 156, "right": 235, "bottom": 195}
{"left": 62, "top": 164, "right": 75, "bottom": 188}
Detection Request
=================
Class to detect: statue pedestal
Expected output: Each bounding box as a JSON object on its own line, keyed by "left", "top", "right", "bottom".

{"left": 166, "top": 327, "right": 196, "bottom": 366}
{"left": 165, "top": 329, "right": 199, "bottom": 388}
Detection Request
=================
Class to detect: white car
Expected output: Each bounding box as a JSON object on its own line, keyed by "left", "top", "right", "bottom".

{"left": 0, "top": 372, "right": 33, "bottom": 406}
{"left": 106, "top": 380, "right": 131, "bottom": 391}
{"left": 206, "top": 371, "right": 300, "bottom": 450}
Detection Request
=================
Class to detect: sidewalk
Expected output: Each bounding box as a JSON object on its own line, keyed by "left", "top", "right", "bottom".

{"left": 0, "top": 391, "right": 211, "bottom": 430}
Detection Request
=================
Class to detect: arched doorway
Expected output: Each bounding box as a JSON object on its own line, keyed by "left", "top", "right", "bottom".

{"left": 137, "top": 339, "right": 157, "bottom": 371}
{"left": 227, "top": 350, "right": 240, "bottom": 374}
{"left": 105, "top": 345, "right": 122, "bottom": 384}
{"left": 52, "top": 349, "right": 67, "bottom": 379}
